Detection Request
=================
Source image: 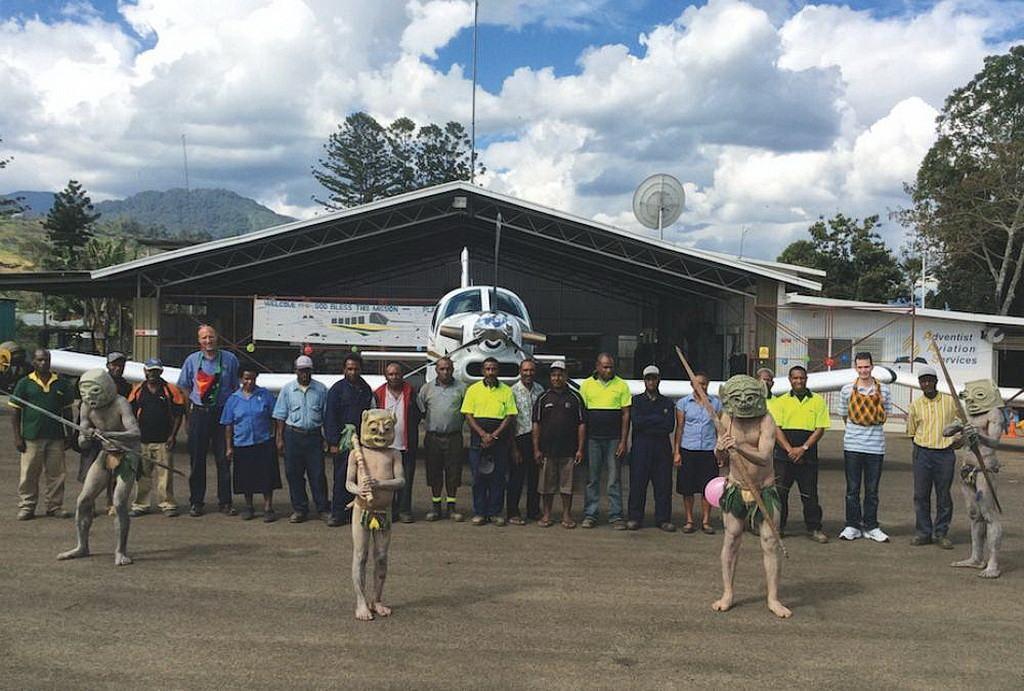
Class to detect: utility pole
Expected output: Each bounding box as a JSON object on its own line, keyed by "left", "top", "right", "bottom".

{"left": 470, "top": 0, "right": 479, "bottom": 185}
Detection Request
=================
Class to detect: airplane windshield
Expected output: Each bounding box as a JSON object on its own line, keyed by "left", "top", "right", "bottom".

{"left": 441, "top": 290, "right": 482, "bottom": 320}
{"left": 495, "top": 291, "right": 527, "bottom": 319}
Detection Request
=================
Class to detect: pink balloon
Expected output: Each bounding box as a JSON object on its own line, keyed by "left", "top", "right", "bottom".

{"left": 704, "top": 476, "right": 727, "bottom": 508}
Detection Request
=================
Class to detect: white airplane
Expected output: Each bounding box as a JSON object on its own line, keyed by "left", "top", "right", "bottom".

{"left": 45, "top": 247, "right": 897, "bottom": 398}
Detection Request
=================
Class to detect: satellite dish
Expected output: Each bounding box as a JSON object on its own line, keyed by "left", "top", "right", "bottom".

{"left": 633, "top": 174, "right": 685, "bottom": 239}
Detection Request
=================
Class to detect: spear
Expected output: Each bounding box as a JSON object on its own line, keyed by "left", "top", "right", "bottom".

{"left": 927, "top": 338, "right": 1002, "bottom": 513}
{"left": 674, "top": 346, "right": 787, "bottom": 557}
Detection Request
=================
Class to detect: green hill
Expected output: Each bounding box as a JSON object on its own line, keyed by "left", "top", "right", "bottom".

{"left": 94, "top": 188, "right": 295, "bottom": 238}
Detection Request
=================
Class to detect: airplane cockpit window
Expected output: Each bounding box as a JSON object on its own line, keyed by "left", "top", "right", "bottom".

{"left": 494, "top": 291, "right": 527, "bottom": 320}
{"left": 441, "top": 290, "right": 482, "bottom": 320}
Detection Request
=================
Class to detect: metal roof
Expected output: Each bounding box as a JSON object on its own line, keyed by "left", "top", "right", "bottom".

{"left": 1, "top": 182, "right": 823, "bottom": 297}
{"left": 782, "top": 293, "right": 1024, "bottom": 327}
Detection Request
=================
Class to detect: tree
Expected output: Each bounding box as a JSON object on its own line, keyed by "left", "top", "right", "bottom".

{"left": 899, "top": 46, "right": 1024, "bottom": 315}
{"left": 43, "top": 179, "right": 99, "bottom": 270}
{"left": 79, "top": 237, "right": 136, "bottom": 354}
{"left": 778, "top": 214, "right": 907, "bottom": 302}
{"left": 312, "top": 112, "right": 482, "bottom": 210}
{"left": 0, "top": 137, "right": 24, "bottom": 217}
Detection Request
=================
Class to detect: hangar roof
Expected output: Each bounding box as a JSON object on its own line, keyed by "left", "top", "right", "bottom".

{"left": 0, "top": 181, "right": 822, "bottom": 298}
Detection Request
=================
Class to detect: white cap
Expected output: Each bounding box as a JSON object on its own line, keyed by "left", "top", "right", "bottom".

{"left": 642, "top": 365, "right": 660, "bottom": 377}
{"left": 549, "top": 359, "right": 566, "bottom": 371}
{"left": 916, "top": 364, "right": 938, "bottom": 379}
{"left": 294, "top": 355, "right": 314, "bottom": 370}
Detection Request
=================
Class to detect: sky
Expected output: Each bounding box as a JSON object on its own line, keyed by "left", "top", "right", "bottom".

{"left": 1, "top": 0, "right": 1022, "bottom": 259}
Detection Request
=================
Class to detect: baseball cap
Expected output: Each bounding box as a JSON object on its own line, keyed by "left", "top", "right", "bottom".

{"left": 916, "top": 364, "right": 938, "bottom": 379}
{"left": 143, "top": 357, "right": 163, "bottom": 371}
{"left": 643, "top": 364, "right": 660, "bottom": 377}
{"left": 106, "top": 351, "right": 126, "bottom": 364}
{"left": 549, "top": 359, "right": 566, "bottom": 371}
{"left": 294, "top": 355, "right": 314, "bottom": 370}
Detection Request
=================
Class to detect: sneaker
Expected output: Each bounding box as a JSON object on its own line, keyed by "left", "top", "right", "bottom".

{"left": 838, "top": 526, "right": 862, "bottom": 541}
{"left": 659, "top": 522, "right": 677, "bottom": 533}
{"left": 128, "top": 508, "right": 148, "bottom": 518}
{"left": 581, "top": 517, "right": 597, "bottom": 529}
{"left": 625, "top": 520, "right": 640, "bottom": 531}
{"left": 17, "top": 510, "right": 34, "bottom": 521}
{"left": 450, "top": 510, "right": 465, "bottom": 523}
{"left": 809, "top": 530, "right": 829, "bottom": 544}
{"left": 326, "top": 515, "right": 343, "bottom": 527}
{"left": 910, "top": 535, "right": 933, "bottom": 546}
{"left": 289, "top": 512, "right": 307, "bottom": 524}
{"left": 399, "top": 513, "right": 414, "bottom": 524}
{"left": 611, "top": 519, "right": 627, "bottom": 531}
{"left": 46, "top": 509, "right": 73, "bottom": 519}
{"left": 471, "top": 515, "right": 487, "bottom": 526}
{"left": 164, "top": 508, "right": 180, "bottom": 518}
{"left": 936, "top": 536, "right": 954, "bottom": 550}
{"left": 220, "top": 504, "right": 238, "bottom": 516}
{"left": 189, "top": 505, "right": 203, "bottom": 517}
{"left": 263, "top": 509, "right": 277, "bottom": 523}
{"left": 492, "top": 517, "right": 507, "bottom": 527}
{"left": 425, "top": 508, "right": 441, "bottom": 522}
{"left": 863, "top": 527, "right": 890, "bottom": 543}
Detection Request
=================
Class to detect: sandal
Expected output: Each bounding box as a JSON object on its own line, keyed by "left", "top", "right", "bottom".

{"left": 508, "top": 516, "right": 526, "bottom": 526}
{"left": 682, "top": 523, "right": 696, "bottom": 534}
{"left": 538, "top": 518, "right": 553, "bottom": 528}
{"left": 561, "top": 519, "right": 577, "bottom": 529}
{"left": 702, "top": 524, "right": 715, "bottom": 535}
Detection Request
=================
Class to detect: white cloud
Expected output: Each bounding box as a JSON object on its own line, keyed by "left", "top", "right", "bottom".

{"left": 401, "top": 0, "right": 474, "bottom": 59}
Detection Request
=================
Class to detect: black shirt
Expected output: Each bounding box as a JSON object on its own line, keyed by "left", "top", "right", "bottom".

{"left": 131, "top": 382, "right": 183, "bottom": 443}
{"left": 532, "top": 387, "right": 586, "bottom": 456}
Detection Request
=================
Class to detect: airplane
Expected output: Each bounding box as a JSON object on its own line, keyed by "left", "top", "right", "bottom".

{"left": 41, "top": 248, "right": 898, "bottom": 398}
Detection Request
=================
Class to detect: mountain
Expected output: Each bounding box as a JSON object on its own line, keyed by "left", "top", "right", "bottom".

{"left": 2, "top": 187, "right": 296, "bottom": 239}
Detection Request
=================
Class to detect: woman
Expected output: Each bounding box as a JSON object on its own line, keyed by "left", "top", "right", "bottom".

{"left": 672, "top": 371, "right": 722, "bottom": 534}
{"left": 220, "top": 368, "right": 281, "bottom": 522}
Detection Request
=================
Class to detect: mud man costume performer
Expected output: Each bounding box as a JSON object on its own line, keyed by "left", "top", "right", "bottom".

{"left": 713, "top": 375, "right": 790, "bottom": 618}
{"left": 345, "top": 409, "right": 406, "bottom": 621}
{"left": 944, "top": 379, "right": 1006, "bottom": 579}
{"left": 58, "top": 368, "right": 141, "bottom": 566}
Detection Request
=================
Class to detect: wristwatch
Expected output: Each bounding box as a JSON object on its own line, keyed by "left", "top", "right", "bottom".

{"left": 801, "top": 444, "right": 809, "bottom": 451}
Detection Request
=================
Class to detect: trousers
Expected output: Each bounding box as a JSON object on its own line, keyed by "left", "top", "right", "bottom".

{"left": 912, "top": 444, "right": 955, "bottom": 538}
{"left": 283, "top": 428, "right": 328, "bottom": 515}
{"left": 627, "top": 436, "right": 672, "bottom": 525}
{"left": 844, "top": 450, "right": 883, "bottom": 530}
{"left": 133, "top": 442, "right": 177, "bottom": 511}
{"left": 187, "top": 406, "right": 231, "bottom": 508}
{"left": 507, "top": 433, "right": 541, "bottom": 518}
{"left": 584, "top": 437, "right": 623, "bottom": 522}
{"left": 19, "top": 438, "right": 66, "bottom": 512}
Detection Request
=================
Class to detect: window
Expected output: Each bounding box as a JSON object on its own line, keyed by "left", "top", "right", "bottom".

{"left": 494, "top": 291, "right": 527, "bottom": 320}
{"left": 807, "top": 338, "right": 853, "bottom": 373}
{"left": 440, "top": 290, "right": 482, "bottom": 320}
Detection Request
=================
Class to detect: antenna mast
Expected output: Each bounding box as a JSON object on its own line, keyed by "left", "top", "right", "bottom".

{"left": 470, "top": 0, "right": 479, "bottom": 185}
{"left": 181, "top": 133, "right": 191, "bottom": 232}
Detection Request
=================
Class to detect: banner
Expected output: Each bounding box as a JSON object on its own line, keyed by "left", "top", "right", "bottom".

{"left": 253, "top": 299, "right": 434, "bottom": 347}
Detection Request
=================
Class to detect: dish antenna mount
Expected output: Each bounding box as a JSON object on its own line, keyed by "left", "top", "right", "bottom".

{"left": 633, "top": 174, "right": 684, "bottom": 240}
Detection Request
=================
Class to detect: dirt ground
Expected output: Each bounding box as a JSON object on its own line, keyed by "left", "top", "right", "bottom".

{"left": 0, "top": 409, "right": 1021, "bottom": 689}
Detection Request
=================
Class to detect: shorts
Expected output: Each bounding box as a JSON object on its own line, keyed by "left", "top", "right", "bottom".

{"left": 538, "top": 456, "right": 574, "bottom": 495}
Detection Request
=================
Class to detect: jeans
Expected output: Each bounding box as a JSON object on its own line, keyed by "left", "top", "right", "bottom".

{"left": 283, "top": 428, "right": 328, "bottom": 515}
{"left": 507, "top": 433, "right": 541, "bottom": 519}
{"left": 585, "top": 437, "right": 623, "bottom": 522}
{"left": 187, "top": 407, "right": 230, "bottom": 508}
{"left": 912, "top": 444, "right": 955, "bottom": 538}
{"left": 627, "top": 436, "right": 672, "bottom": 525}
{"left": 331, "top": 450, "right": 352, "bottom": 521}
{"left": 393, "top": 449, "right": 417, "bottom": 520}
{"left": 468, "top": 444, "right": 509, "bottom": 518}
{"left": 844, "top": 450, "right": 883, "bottom": 530}
{"left": 774, "top": 457, "right": 823, "bottom": 532}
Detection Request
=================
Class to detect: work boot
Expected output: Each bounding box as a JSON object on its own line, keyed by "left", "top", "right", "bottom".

{"left": 17, "top": 509, "right": 34, "bottom": 521}
{"left": 809, "top": 530, "right": 829, "bottom": 544}
{"left": 449, "top": 506, "right": 465, "bottom": 522}
{"left": 936, "top": 536, "right": 954, "bottom": 550}
{"left": 289, "top": 512, "right": 307, "bottom": 524}
{"left": 625, "top": 520, "right": 640, "bottom": 531}
{"left": 611, "top": 519, "right": 627, "bottom": 531}
{"left": 471, "top": 515, "right": 487, "bottom": 526}
{"left": 425, "top": 505, "right": 441, "bottom": 521}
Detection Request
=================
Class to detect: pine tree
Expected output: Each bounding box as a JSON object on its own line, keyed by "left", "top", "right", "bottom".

{"left": 312, "top": 113, "right": 402, "bottom": 210}
{"left": 43, "top": 179, "right": 100, "bottom": 269}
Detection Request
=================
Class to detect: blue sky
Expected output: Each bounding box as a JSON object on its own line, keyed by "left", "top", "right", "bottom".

{"left": 1, "top": 0, "right": 1021, "bottom": 257}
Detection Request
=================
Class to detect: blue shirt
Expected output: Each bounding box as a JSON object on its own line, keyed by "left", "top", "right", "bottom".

{"left": 176, "top": 349, "right": 240, "bottom": 407}
{"left": 219, "top": 387, "right": 276, "bottom": 447}
{"left": 325, "top": 376, "right": 375, "bottom": 446}
{"left": 676, "top": 394, "right": 722, "bottom": 451}
{"left": 272, "top": 379, "right": 328, "bottom": 431}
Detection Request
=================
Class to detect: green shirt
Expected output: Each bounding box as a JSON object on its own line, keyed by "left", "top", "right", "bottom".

{"left": 460, "top": 381, "right": 517, "bottom": 420}
{"left": 9, "top": 372, "right": 72, "bottom": 440}
{"left": 769, "top": 391, "right": 831, "bottom": 432}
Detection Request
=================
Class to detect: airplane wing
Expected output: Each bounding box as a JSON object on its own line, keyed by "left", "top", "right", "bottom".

{"left": 48, "top": 351, "right": 386, "bottom": 395}
{"left": 611, "top": 366, "right": 898, "bottom": 401}
{"left": 357, "top": 351, "right": 432, "bottom": 361}
{"left": 890, "top": 370, "right": 1023, "bottom": 404}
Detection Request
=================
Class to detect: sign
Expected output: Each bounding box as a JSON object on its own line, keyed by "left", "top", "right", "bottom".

{"left": 758, "top": 345, "right": 770, "bottom": 359}
{"left": 134, "top": 329, "right": 158, "bottom": 337}
{"left": 252, "top": 299, "right": 434, "bottom": 347}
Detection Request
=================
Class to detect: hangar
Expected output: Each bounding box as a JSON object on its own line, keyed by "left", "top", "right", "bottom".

{"left": 0, "top": 182, "right": 822, "bottom": 378}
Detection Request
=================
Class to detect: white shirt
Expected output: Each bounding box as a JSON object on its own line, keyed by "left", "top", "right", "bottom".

{"left": 385, "top": 387, "right": 407, "bottom": 451}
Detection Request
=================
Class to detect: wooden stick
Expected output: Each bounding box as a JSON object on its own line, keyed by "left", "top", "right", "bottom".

{"left": 674, "top": 347, "right": 788, "bottom": 557}
{"left": 345, "top": 435, "right": 375, "bottom": 510}
{"left": 928, "top": 338, "right": 1002, "bottom": 513}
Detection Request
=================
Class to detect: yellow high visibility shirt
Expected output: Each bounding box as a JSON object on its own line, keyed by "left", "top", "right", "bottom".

{"left": 460, "top": 380, "right": 517, "bottom": 420}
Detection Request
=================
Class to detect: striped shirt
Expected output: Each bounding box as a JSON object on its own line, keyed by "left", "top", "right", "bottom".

{"left": 840, "top": 380, "right": 892, "bottom": 454}
{"left": 907, "top": 393, "right": 958, "bottom": 449}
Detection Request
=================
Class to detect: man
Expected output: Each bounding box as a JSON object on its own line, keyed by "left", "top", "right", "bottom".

{"left": 374, "top": 362, "right": 420, "bottom": 524}
{"left": 578, "top": 353, "right": 631, "bottom": 529}
{"left": 106, "top": 352, "right": 132, "bottom": 398}
{"left": 127, "top": 358, "right": 186, "bottom": 517}
{"left": 532, "top": 360, "right": 585, "bottom": 528}
{"left": 9, "top": 349, "right": 73, "bottom": 520}
{"left": 906, "top": 365, "right": 959, "bottom": 549}
{"left": 417, "top": 357, "right": 467, "bottom": 521}
{"left": 839, "top": 351, "right": 892, "bottom": 542}
{"left": 58, "top": 368, "right": 141, "bottom": 566}
{"left": 771, "top": 365, "right": 830, "bottom": 543}
{"left": 508, "top": 359, "right": 544, "bottom": 524}
{"left": 325, "top": 352, "right": 375, "bottom": 527}
{"left": 176, "top": 324, "right": 240, "bottom": 517}
{"left": 626, "top": 366, "right": 675, "bottom": 531}
{"left": 756, "top": 367, "right": 775, "bottom": 400}
{"left": 713, "top": 375, "right": 790, "bottom": 618}
{"left": 461, "top": 357, "right": 517, "bottom": 526}
{"left": 273, "top": 355, "right": 329, "bottom": 524}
